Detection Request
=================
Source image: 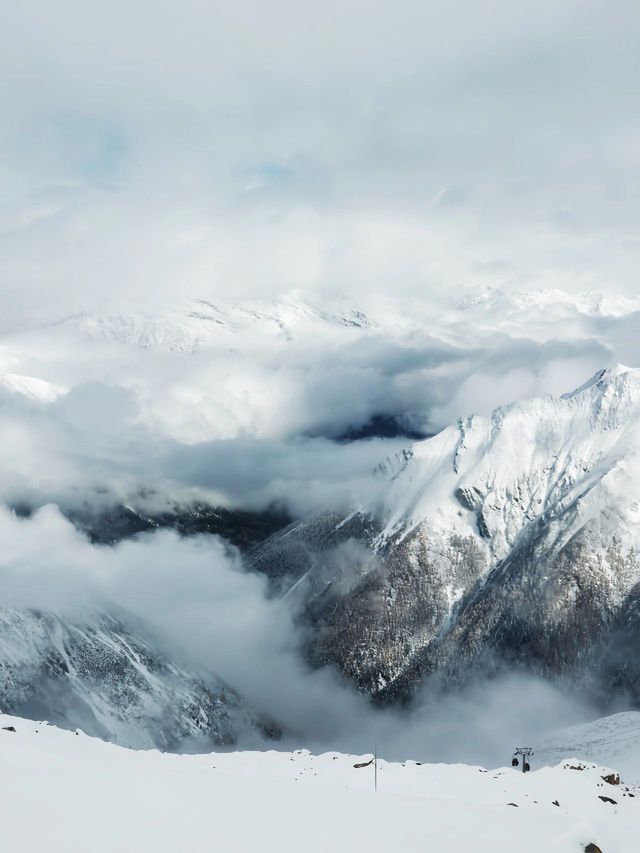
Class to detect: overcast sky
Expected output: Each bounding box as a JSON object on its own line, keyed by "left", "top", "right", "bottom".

{"left": 2, "top": 0, "right": 640, "bottom": 319}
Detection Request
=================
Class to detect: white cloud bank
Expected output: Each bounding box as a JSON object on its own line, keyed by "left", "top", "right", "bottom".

{"left": 0, "top": 504, "right": 597, "bottom": 763}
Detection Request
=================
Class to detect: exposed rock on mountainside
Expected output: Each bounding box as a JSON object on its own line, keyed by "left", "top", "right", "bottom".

{"left": 250, "top": 365, "right": 640, "bottom": 704}
{"left": 0, "top": 606, "right": 278, "bottom": 749}
{"left": 12, "top": 502, "right": 291, "bottom": 551}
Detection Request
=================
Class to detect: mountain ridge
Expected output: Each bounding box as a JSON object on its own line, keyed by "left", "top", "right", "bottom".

{"left": 250, "top": 364, "right": 640, "bottom": 704}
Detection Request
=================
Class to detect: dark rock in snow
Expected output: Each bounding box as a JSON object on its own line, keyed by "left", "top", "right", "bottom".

{"left": 14, "top": 501, "right": 291, "bottom": 551}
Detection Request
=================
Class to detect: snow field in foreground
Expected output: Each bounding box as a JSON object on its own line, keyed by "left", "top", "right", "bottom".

{"left": 0, "top": 714, "right": 638, "bottom": 852}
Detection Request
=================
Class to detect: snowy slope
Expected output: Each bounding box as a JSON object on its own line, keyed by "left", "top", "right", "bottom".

{"left": 539, "top": 712, "right": 640, "bottom": 784}
{"left": 0, "top": 713, "right": 637, "bottom": 853}
{"left": 0, "top": 372, "right": 66, "bottom": 402}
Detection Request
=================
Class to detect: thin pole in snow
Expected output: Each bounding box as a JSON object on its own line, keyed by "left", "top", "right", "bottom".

{"left": 374, "top": 740, "right": 378, "bottom": 793}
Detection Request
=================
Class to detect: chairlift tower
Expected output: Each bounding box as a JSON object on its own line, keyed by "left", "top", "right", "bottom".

{"left": 512, "top": 747, "right": 533, "bottom": 773}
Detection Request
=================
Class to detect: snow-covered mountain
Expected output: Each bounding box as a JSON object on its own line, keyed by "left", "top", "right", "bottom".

{"left": 0, "top": 606, "right": 278, "bottom": 750}
{"left": 8, "top": 286, "right": 634, "bottom": 356}
{"left": 251, "top": 364, "right": 640, "bottom": 702}
{"left": 0, "top": 713, "right": 637, "bottom": 852}
{"left": 455, "top": 286, "right": 640, "bottom": 319}
{"left": 62, "top": 296, "right": 376, "bottom": 352}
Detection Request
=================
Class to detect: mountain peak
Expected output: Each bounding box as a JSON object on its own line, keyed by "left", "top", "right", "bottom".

{"left": 561, "top": 362, "right": 636, "bottom": 400}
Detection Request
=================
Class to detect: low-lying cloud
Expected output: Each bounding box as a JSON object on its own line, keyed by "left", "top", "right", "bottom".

{"left": 0, "top": 504, "right": 600, "bottom": 765}
{"left": 0, "top": 298, "right": 621, "bottom": 518}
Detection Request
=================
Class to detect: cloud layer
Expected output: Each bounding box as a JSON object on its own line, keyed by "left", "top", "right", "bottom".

{"left": 2, "top": 0, "right": 640, "bottom": 321}
{"left": 0, "top": 504, "right": 597, "bottom": 763}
